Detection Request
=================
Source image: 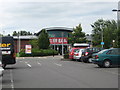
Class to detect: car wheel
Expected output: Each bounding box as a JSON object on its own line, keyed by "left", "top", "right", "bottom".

{"left": 103, "top": 60, "right": 111, "bottom": 68}
{"left": 88, "top": 58, "right": 92, "bottom": 63}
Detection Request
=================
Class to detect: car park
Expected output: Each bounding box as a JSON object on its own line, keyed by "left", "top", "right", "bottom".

{"left": 92, "top": 48, "right": 120, "bottom": 68}
{"left": 81, "top": 47, "right": 103, "bottom": 63}
{"left": 73, "top": 49, "right": 85, "bottom": 61}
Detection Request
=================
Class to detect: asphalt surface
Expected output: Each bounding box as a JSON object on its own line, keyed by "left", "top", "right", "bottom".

{"left": 1, "top": 56, "right": 119, "bottom": 89}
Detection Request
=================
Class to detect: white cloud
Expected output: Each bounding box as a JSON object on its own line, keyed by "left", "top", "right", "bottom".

{"left": 0, "top": 1, "right": 119, "bottom": 35}
{"left": 0, "top": 0, "right": 119, "bottom": 2}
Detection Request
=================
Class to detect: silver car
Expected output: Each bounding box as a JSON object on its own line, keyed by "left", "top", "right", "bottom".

{"left": 73, "top": 49, "right": 85, "bottom": 61}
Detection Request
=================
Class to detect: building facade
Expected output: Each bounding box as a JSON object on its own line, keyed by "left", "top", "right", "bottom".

{"left": 13, "top": 35, "right": 37, "bottom": 53}
{"left": 13, "top": 27, "right": 73, "bottom": 55}
{"left": 36, "top": 27, "right": 73, "bottom": 55}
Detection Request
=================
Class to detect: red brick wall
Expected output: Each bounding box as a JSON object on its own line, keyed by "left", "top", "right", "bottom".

{"left": 14, "top": 39, "right": 30, "bottom": 53}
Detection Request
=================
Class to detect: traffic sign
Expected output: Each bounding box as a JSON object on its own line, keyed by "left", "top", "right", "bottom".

{"left": 101, "top": 42, "right": 104, "bottom": 45}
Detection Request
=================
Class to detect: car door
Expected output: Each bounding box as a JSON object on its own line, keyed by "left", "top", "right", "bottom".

{"left": 116, "top": 49, "right": 120, "bottom": 65}
{"left": 106, "top": 49, "right": 118, "bottom": 65}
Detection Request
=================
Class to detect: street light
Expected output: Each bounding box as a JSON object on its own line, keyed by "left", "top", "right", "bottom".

{"left": 100, "top": 24, "right": 104, "bottom": 48}
{"left": 17, "top": 32, "right": 21, "bottom": 57}
{"left": 112, "top": 9, "right": 120, "bottom": 29}
{"left": 112, "top": 40, "right": 115, "bottom": 48}
{"left": 62, "top": 32, "right": 64, "bottom": 56}
{"left": 112, "top": 1, "right": 120, "bottom": 47}
{"left": 112, "top": 1, "right": 120, "bottom": 29}
{"left": 112, "top": 9, "right": 120, "bottom": 12}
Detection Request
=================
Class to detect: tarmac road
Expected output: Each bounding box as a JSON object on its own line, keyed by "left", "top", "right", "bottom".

{"left": 2, "top": 56, "right": 119, "bottom": 89}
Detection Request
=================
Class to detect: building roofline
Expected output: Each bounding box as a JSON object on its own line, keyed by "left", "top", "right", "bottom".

{"left": 13, "top": 35, "right": 38, "bottom": 40}
{"left": 36, "top": 27, "right": 73, "bottom": 36}
{"left": 44, "top": 27, "right": 73, "bottom": 31}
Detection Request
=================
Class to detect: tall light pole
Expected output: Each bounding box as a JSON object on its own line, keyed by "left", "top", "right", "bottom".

{"left": 17, "top": 31, "right": 21, "bottom": 57}
{"left": 112, "top": 1, "right": 120, "bottom": 29}
{"left": 112, "top": 1, "right": 120, "bottom": 47}
{"left": 100, "top": 25, "right": 104, "bottom": 48}
{"left": 62, "top": 32, "right": 64, "bottom": 56}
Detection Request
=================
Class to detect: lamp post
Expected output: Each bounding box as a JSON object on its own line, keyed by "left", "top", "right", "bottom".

{"left": 100, "top": 25, "right": 104, "bottom": 48}
{"left": 112, "top": 1, "right": 120, "bottom": 29}
{"left": 112, "top": 40, "right": 115, "bottom": 48}
{"left": 17, "top": 32, "right": 21, "bottom": 57}
{"left": 112, "top": 9, "right": 120, "bottom": 29}
{"left": 112, "top": 1, "right": 120, "bottom": 47}
{"left": 62, "top": 32, "right": 64, "bottom": 56}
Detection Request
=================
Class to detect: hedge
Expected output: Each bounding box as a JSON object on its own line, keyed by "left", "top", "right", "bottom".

{"left": 63, "top": 53, "right": 69, "bottom": 59}
{"left": 19, "top": 49, "right": 58, "bottom": 57}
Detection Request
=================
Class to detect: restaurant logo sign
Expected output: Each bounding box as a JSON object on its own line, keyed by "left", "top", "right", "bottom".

{"left": 49, "top": 37, "right": 68, "bottom": 44}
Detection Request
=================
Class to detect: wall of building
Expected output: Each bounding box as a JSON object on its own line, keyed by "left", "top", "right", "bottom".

{"left": 14, "top": 39, "right": 30, "bottom": 53}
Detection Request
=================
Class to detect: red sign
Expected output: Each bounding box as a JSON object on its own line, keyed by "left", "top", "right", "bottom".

{"left": 49, "top": 37, "right": 68, "bottom": 44}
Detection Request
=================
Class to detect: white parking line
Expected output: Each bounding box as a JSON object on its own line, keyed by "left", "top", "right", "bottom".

{"left": 25, "top": 62, "right": 32, "bottom": 68}
{"left": 27, "top": 64, "right": 32, "bottom": 68}
{"left": 54, "top": 63, "right": 62, "bottom": 67}
{"left": 10, "top": 68, "right": 14, "bottom": 90}
{"left": 37, "top": 62, "right": 42, "bottom": 66}
{"left": 25, "top": 62, "right": 28, "bottom": 64}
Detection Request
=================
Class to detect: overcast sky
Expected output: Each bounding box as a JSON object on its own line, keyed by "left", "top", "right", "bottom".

{"left": 0, "top": 0, "right": 119, "bottom": 35}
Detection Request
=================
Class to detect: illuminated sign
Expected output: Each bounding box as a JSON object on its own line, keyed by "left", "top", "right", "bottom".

{"left": 49, "top": 37, "right": 68, "bottom": 44}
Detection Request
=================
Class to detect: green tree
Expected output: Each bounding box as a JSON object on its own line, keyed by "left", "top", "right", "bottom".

{"left": 0, "top": 34, "right": 2, "bottom": 37}
{"left": 29, "top": 39, "right": 38, "bottom": 49}
{"left": 118, "top": 29, "right": 120, "bottom": 48}
{"left": 38, "top": 29, "right": 50, "bottom": 49}
{"left": 12, "top": 31, "right": 33, "bottom": 36}
{"left": 91, "top": 19, "right": 118, "bottom": 48}
{"left": 12, "top": 31, "right": 18, "bottom": 36}
{"left": 68, "top": 24, "right": 86, "bottom": 45}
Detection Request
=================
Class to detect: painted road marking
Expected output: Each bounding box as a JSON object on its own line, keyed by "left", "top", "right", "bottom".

{"left": 25, "top": 62, "right": 32, "bottom": 68}
{"left": 37, "top": 62, "right": 42, "bottom": 66}
{"left": 27, "top": 64, "right": 32, "bottom": 68}
{"left": 10, "top": 68, "right": 14, "bottom": 90}
{"left": 54, "top": 63, "right": 62, "bottom": 67}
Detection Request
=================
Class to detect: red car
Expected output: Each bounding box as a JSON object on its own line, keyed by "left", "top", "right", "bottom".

{"left": 69, "top": 48, "right": 81, "bottom": 59}
{"left": 69, "top": 43, "right": 90, "bottom": 59}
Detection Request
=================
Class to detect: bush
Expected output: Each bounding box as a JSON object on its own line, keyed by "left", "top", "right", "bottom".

{"left": 63, "top": 53, "right": 69, "bottom": 59}
{"left": 19, "top": 49, "right": 58, "bottom": 57}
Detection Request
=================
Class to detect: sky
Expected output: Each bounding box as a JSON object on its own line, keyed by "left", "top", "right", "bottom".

{"left": 0, "top": 0, "right": 119, "bottom": 35}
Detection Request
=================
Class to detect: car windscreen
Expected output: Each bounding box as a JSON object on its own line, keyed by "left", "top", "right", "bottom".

{"left": 98, "top": 49, "right": 108, "bottom": 54}
{"left": 75, "top": 50, "right": 80, "bottom": 53}
{"left": 74, "top": 49, "right": 79, "bottom": 52}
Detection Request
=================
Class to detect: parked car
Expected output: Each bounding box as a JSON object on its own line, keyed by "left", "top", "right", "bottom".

{"left": 81, "top": 47, "right": 103, "bottom": 63}
{"left": 0, "top": 60, "right": 4, "bottom": 77}
{"left": 73, "top": 49, "right": 85, "bottom": 61}
{"left": 92, "top": 48, "right": 120, "bottom": 68}
{"left": 69, "top": 48, "right": 81, "bottom": 59}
